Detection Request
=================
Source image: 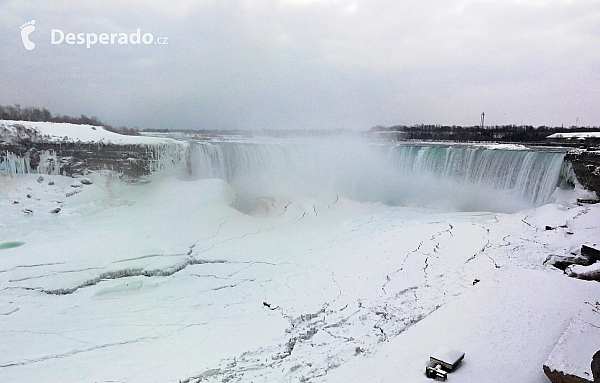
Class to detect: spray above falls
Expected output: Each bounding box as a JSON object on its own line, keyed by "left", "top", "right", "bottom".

{"left": 184, "top": 139, "right": 570, "bottom": 213}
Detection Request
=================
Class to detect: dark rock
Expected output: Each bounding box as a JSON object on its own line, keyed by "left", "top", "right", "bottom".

{"left": 582, "top": 245, "right": 600, "bottom": 262}
{"left": 49, "top": 207, "right": 61, "bottom": 214}
{"left": 546, "top": 225, "right": 569, "bottom": 231}
{"left": 592, "top": 351, "right": 600, "bottom": 382}
{"left": 566, "top": 263, "right": 600, "bottom": 282}
{"left": 80, "top": 177, "right": 93, "bottom": 185}
{"left": 566, "top": 151, "right": 600, "bottom": 200}
{"left": 544, "top": 365, "right": 592, "bottom": 383}
{"left": 48, "top": 181, "right": 55, "bottom": 185}
{"left": 545, "top": 254, "right": 593, "bottom": 270}
{"left": 36, "top": 175, "right": 44, "bottom": 183}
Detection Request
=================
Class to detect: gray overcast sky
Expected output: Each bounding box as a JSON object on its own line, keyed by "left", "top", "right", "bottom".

{"left": 1, "top": 0, "right": 599, "bottom": 130}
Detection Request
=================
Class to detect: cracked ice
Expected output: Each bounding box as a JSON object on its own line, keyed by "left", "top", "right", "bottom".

{"left": 1, "top": 168, "right": 599, "bottom": 383}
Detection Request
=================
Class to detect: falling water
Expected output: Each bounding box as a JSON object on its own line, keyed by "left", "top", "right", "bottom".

{"left": 184, "top": 140, "right": 569, "bottom": 212}
{"left": 387, "top": 145, "right": 567, "bottom": 206}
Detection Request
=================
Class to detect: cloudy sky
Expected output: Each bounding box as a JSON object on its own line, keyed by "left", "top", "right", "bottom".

{"left": 1, "top": 0, "right": 599, "bottom": 130}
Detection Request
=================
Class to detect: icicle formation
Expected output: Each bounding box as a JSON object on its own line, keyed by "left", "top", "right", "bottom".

{"left": 0, "top": 150, "right": 60, "bottom": 175}
{"left": 145, "top": 142, "right": 188, "bottom": 174}
{"left": 0, "top": 143, "right": 187, "bottom": 178}
{"left": 37, "top": 151, "right": 61, "bottom": 175}
{"left": 0, "top": 151, "right": 32, "bottom": 173}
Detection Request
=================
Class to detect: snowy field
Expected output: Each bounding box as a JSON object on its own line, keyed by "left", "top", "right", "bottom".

{"left": 1, "top": 130, "right": 599, "bottom": 382}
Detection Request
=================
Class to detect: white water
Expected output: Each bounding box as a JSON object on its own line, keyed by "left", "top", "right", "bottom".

{"left": 184, "top": 140, "right": 568, "bottom": 213}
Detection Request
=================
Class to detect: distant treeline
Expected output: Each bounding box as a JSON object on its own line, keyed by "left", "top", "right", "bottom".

{"left": 0, "top": 104, "right": 140, "bottom": 136}
{"left": 371, "top": 124, "right": 600, "bottom": 142}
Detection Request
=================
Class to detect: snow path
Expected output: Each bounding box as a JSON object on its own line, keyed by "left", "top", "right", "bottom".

{"left": 0, "top": 173, "right": 599, "bottom": 382}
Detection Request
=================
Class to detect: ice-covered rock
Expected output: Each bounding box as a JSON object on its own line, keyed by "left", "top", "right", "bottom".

{"left": 566, "top": 262, "right": 600, "bottom": 281}
{"left": 544, "top": 302, "right": 600, "bottom": 383}
{"left": 546, "top": 253, "right": 593, "bottom": 270}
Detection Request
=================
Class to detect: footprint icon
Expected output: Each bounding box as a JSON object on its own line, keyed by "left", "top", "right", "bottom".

{"left": 20, "top": 20, "right": 36, "bottom": 51}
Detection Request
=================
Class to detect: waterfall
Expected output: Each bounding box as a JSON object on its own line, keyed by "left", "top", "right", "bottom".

{"left": 185, "top": 141, "right": 569, "bottom": 212}
{"left": 1, "top": 137, "right": 571, "bottom": 212}
{"left": 387, "top": 145, "right": 567, "bottom": 207}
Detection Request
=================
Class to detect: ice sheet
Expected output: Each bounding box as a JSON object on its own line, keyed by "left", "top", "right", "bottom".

{"left": 1, "top": 172, "right": 599, "bottom": 383}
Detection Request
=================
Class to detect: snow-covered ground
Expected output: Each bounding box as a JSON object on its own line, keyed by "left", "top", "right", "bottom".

{"left": 0, "top": 120, "right": 175, "bottom": 145}
{"left": 1, "top": 124, "right": 598, "bottom": 382}
{"left": 0, "top": 165, "right": 598, "bottom": 382}
{"left": 546, "top": 132, "right": 600, "bottom": 140}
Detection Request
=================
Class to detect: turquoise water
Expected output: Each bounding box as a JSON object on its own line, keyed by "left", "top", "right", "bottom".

{"left": 0, "top": 242, "right": 25, "bottom": 250}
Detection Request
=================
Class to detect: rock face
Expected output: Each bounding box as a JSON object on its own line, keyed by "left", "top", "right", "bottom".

{"left": 544, "top": 303, "right": 600, "bottom": 383}
{"left": 1, "top": 140, "right": 184, "bottom": 181}
{"left": 566, "top": 150, "right": 600, "bottom": 200}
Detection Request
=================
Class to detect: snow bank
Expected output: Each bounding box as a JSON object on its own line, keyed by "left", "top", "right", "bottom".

{"left": 0, "top": 120, "right": 175, "bottom": 145}
{"left": 477, "top": 143, "right": 529, "bottom": 150}
{"left": 544, "top": 302, "right": 600, "bottom": 382}
{"left": 547, "top": 132, "right": 600, "bottom": 140}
